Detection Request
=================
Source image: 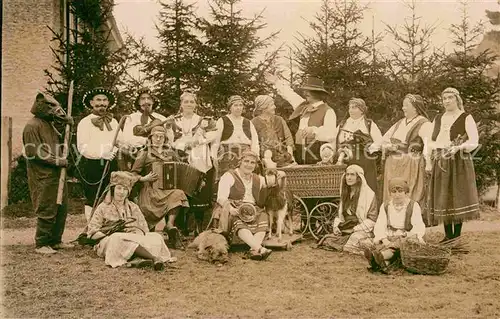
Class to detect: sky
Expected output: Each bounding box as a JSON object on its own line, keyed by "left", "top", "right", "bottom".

{"left": 113, "top": 0, "right": 500, "bottom": 71}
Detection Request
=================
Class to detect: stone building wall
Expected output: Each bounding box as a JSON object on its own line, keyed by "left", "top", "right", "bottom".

{"left": 2, "top": 0, "right": 62, "bottom": 157}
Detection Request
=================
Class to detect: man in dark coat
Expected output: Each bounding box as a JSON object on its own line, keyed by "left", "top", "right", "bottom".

{"left": 22, "top": 91, "right": 74, "bottom": 254}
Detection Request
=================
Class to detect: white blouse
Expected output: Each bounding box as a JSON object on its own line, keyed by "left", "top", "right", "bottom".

{"left": 121, "top": 111, "right": 168, "bottom": 148}
{"left": 373, "top": 199, "right": 426, "bottom": 242}
{"left": 217, "top": 169, "right": 266, "bottom": 206}
{"left": 336, "top": 116, "right": 383, "bottom": 154}
{"left": 77, "top": 114, "right": 124, "bottom": 159}
{"left": 382, "top": 115, "right": 430, "bottom": 144}
{"left": 212, "top": 115, "right": 260, "bottom": 158}
{"left": 430, "top": 111, "right": 479, "bottom": 152}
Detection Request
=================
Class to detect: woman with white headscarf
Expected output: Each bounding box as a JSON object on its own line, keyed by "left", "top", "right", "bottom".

{"left": 427, "top": 87, "right": 480, "bottom": 241}
{"left": 335, "top": 98, "right": 383, "bottom": 194}
{"left": 251, "top": 95, "right": 295, "bottom": 167}
{"left": 381, "top": 94, "right": 431, "bottom": 211}
{"left": 318, "top": 165, "right": 378, "bottom": 255}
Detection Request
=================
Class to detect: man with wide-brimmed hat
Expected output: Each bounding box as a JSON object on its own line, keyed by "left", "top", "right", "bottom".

{"left": 120, "top": 87, "right": 172, "bottom": 170}
{"left": 77, "top": 87, "right": 124, "bottom": 218}
{"left": 265, "top": 74, "right": 337, "bottom": 164}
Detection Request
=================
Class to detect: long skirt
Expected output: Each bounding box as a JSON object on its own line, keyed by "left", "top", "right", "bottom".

{"left": 212, "top": 203, "right": 269, "bottom": 242}
{"left": 95, "top": 232, "right": 173, "bottom": 268}
{"left": 189, "top": 168, "right": 215, "bottom": 209}
{"left": 428, "top": 151, "right": 480, "bottom": 224}
{"left": 137, "top": 183, "right": 190, "bottom": 229}
{"left": 319, "top": 220, "right": 373, "bottom": 255}
{"left": 294, "top": 141, "right": 324, "bottom": 165}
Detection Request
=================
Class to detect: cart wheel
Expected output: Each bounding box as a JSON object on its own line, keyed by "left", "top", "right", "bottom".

{"left": 284, "top": 195, "right": 308, "bottom": 235}
{"left": 308, "top": 202, "right": 339, "bottom": 240}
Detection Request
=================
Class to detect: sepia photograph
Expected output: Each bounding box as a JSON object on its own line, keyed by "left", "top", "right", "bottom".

{"left": 1, "top": 0, "right": 500, "bottom": 317}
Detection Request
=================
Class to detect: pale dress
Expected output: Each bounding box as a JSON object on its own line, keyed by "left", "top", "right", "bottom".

{"left": 87, "top": 200, "right": 173, "bottom": 268}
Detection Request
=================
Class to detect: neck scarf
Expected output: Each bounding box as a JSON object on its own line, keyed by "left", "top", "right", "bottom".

{"left": 91, "top": 112, "right": 113, "bottom": 131}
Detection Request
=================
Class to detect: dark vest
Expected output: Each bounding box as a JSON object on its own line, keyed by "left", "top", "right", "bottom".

{"left": 220, "top": 116, "right": 252, "bottom": 142}
{"left": 335, "top": 117, "right": 373, "bottom": 148}
{"left": 291, "top": 102, "right": 331, "bottom": 144}
{"left": 431, "top": 112, "right": 468, "bottom": 142}
{"left": 227, "top": 170, "right": 261, "bottom": 205}
{"left": 384, "top": 200, "right": 415, "bottom": 232}
{"left": 390, "top": 117, "right": 428, "bottom": 153}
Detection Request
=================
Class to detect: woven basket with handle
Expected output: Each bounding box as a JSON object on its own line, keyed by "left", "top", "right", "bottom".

{"left": 401, "top": 241, "right": 451, "bottom": 275}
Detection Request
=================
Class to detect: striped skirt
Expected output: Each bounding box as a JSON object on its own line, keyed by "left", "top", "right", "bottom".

{"left": 428, "top": 150, "right": 480, "bottom": 224}
{"left": 230, "top": 210, "right": 269, "bottom": 238}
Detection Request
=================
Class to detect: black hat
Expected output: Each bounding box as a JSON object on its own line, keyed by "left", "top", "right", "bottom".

{"left": 299, "top": 75, "right": 329, "bottom": 94}
{"left": 82, "top": 87, "right": 116, "bottom": 109}
{"left": 134, "top": 87, "right": 160, "bottom": 111}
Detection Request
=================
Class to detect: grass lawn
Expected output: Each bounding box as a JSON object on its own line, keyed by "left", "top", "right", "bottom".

{"left": 2, "top": 228, "right": 500, "bottom": 318}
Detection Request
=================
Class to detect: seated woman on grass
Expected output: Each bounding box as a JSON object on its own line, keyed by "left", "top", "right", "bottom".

{"left": 211, "top": 150, "right": 284, "bottom": 261}
{"left": 318, "top": 165, "right": 378, "bottom": 255}
{"left": 365, "top": 177, "right": 426, "bottom": 273}
{"left": 87, "top": 171, "right": 176, "bottom": 271}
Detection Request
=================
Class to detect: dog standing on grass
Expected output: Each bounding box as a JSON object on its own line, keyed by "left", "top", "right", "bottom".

{"left": 188, "top": 230, "right": 229, "bottom": 264}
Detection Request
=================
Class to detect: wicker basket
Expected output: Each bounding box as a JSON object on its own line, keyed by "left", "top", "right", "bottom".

{"left": 401, "top": 241, "right": 451, "bottom": 275}
{"left": 280, "top": 164, "right": 346, "bottom": 198}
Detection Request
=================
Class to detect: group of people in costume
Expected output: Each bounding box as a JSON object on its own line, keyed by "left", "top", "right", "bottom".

{"left": 22, "top": 72, "right": 481, "bottom": 271}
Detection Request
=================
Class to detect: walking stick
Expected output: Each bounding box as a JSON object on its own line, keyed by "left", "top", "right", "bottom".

{"left": 56, "top": 81, "right": 74, "bottom": 205}
{"left": 90, "top": 115, "right": 129, "bottom": 216}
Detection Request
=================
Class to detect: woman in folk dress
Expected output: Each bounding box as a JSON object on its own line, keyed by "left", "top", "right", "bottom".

{"left": 381, "top": 94, "right": 431, "bottom": 218}
{"left": 318, "top": 165, "right": 378, "bottom": 255}
{"left": 171, "top": 91, "right": 218, "bottom": 234}
{"left": 211, "top": 151, "right": 283, "bottom": 260}
{"left": 131, "top": 125, "right": 190, "bottom": 249}
{"left": 335, "top": 98, "right": 383, "bottom": 193}
{"left": 428, "top": 87, "right": 480, "bottom": 241}
{"left": 87, "top": 171, "right": 175, "bottom": 270}
{"left": 211, "top": 95, "right": 260, "bottom": 180}
{"left": 251, "top": 95, "right": 295, "bottom": 168}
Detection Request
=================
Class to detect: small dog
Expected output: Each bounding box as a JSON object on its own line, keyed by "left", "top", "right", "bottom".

{"left": 263, "top": 169, "right": 294, "bottom": 241}
{"left": 188, "top": 230, "right": 229, "bottom": 264}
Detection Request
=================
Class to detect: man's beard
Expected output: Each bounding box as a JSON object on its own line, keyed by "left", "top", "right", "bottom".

{"left": 141, "top": 105, "right": 152, "bottom": 114}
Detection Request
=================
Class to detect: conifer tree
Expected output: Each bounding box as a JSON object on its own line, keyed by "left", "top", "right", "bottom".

{"left": 44, "top": 0, "right": 131, "bottom": 119}
{"left": 135, "top": 0, "right": 204, "bottom": 114}
{"left": 441, "top": 0, "right": 500, "bottom": 193}
{"left": 196, "top": 0, "right": 280, "bottom": 117}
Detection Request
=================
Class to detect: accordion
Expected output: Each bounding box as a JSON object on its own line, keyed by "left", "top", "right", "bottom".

{"left": 151, "top": 161, "right": 203, "bottom": 197}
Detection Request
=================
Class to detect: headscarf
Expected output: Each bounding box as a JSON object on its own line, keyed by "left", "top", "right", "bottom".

{"left": 388, "top": 177, "right": 410, "bottom": 193}
{"left": 227, "top": 95, "right": 244, "bottom": 109}
{"left": 253, "top": 95, "right": 275, "bottom": 117}
{"left": 441, "top": 87, "right": 463, "bottom": 110}
{"left": 103, "top": 171, "right": 139, "bottom": 204}
{"left": 335, "top": 165, "right": 376, "bottom": 231}
{"left": 404, "top": 93, "right": 428, "bottom": 118}
{"left": 149, "top": 125, "right": 166, "bottom": 137}
{"left": 349, "top": 98, "right": 367, "bottom": 114}
{"left": 238, "top": 150, "right": 259, "bottom": 162}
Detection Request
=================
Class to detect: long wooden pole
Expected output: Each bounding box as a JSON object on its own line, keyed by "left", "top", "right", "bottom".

{"left": 90, "top": 115, "right": 129, "bottom": 217}
{"left": 56, "top": 81, "right": 74, "bottom": 205}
